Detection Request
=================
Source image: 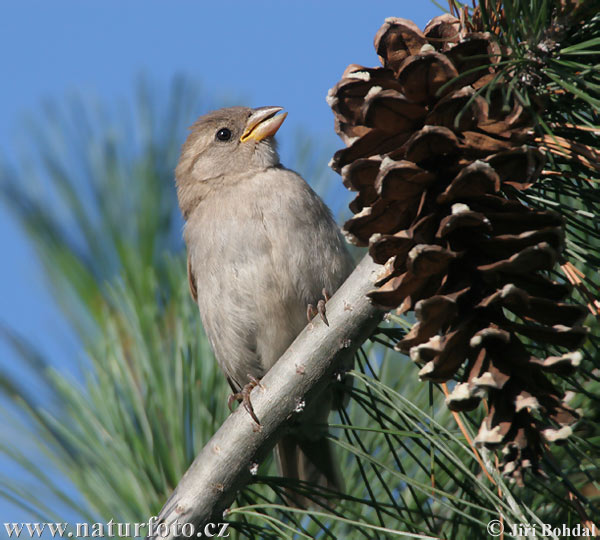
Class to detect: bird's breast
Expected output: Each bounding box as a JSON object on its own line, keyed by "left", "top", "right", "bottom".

{"left": 183, "top": 167, "right": 353, "bottom": 375}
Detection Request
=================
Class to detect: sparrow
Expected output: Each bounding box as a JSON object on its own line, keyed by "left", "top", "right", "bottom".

{"left": 175, "top": 106, "right": 354, "bottom": 506}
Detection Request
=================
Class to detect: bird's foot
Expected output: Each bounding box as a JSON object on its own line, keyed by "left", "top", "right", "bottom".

{"left": 307, "top": 288, "right": 331, "bottom": 326}
{"left": 228, "top": 374, "right": 263, "bottom": 426}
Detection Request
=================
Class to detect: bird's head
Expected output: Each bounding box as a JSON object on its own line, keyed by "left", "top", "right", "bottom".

{"left": 176, "top": 106, "right": 287, "bottom": 186}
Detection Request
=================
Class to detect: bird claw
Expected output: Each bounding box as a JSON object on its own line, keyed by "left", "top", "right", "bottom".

{"left": 317, "top": 299, "right": 329, "bottom": 326}
{"left": 307, "top": 289, "right": 331, "bottom": 326}
{"left": 227, "top": 393, "right": 238, "bottom": 411}
{"left": 228, "top": 376, "right": 262, "bottom": 426}
{"left": 247, "top": 374, "right": 264, "bottom": 390}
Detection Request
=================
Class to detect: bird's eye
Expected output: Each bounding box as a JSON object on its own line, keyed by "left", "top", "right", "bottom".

{"left": 215, "top": 128, "right": 232, "bottom": 141}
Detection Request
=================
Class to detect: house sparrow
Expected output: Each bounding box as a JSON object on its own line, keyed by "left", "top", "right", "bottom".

{"left": 175, "top": 106, "right": 354, "bottom": 506}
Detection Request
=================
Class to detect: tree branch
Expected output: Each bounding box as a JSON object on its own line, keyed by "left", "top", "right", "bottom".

{"left": 151, "top": 254, "right": 384, "bottom": 538}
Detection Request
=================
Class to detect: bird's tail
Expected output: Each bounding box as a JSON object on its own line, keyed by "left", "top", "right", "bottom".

{"left": 274, "top": 433, "right": 344, "bottom": 509}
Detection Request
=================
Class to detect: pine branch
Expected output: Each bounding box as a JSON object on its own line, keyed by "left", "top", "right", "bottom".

{"left": 150, "top": 255, "right": 384, "bottom": 538}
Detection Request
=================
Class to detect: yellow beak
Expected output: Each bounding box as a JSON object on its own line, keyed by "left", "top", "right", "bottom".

{"left": 240, "top": 106, "right": 287, "bottom": 142}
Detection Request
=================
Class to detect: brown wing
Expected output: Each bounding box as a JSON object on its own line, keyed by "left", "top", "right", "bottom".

{"left": 187, "top": 254, "right": 198, "bottom": 303}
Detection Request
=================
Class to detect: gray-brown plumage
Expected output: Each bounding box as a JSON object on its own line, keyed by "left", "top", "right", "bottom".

{"left": 175, "top": 106, "right": 354, "bottom": 506}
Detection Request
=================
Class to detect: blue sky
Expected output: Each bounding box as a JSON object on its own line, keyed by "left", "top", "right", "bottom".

{"left": 0, "top": 0, "right": 442, "bottom": 525}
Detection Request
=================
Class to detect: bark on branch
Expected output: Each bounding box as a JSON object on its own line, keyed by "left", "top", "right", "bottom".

{"left": 151, "top": 255, "right": 384, "bottom": 538}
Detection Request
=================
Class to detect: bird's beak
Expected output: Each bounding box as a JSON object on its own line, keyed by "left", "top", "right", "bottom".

{"left": 240, "top": 106, "right": 287, "bottom": 142}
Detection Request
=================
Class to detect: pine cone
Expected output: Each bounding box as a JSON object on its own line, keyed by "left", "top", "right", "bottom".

{"left": 328, "top": 15, "right": 589, "bottom": 484}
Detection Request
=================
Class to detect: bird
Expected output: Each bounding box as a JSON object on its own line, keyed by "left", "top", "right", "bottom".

{"left": 175, "top": 105, "right": 355, "bottom": 507}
